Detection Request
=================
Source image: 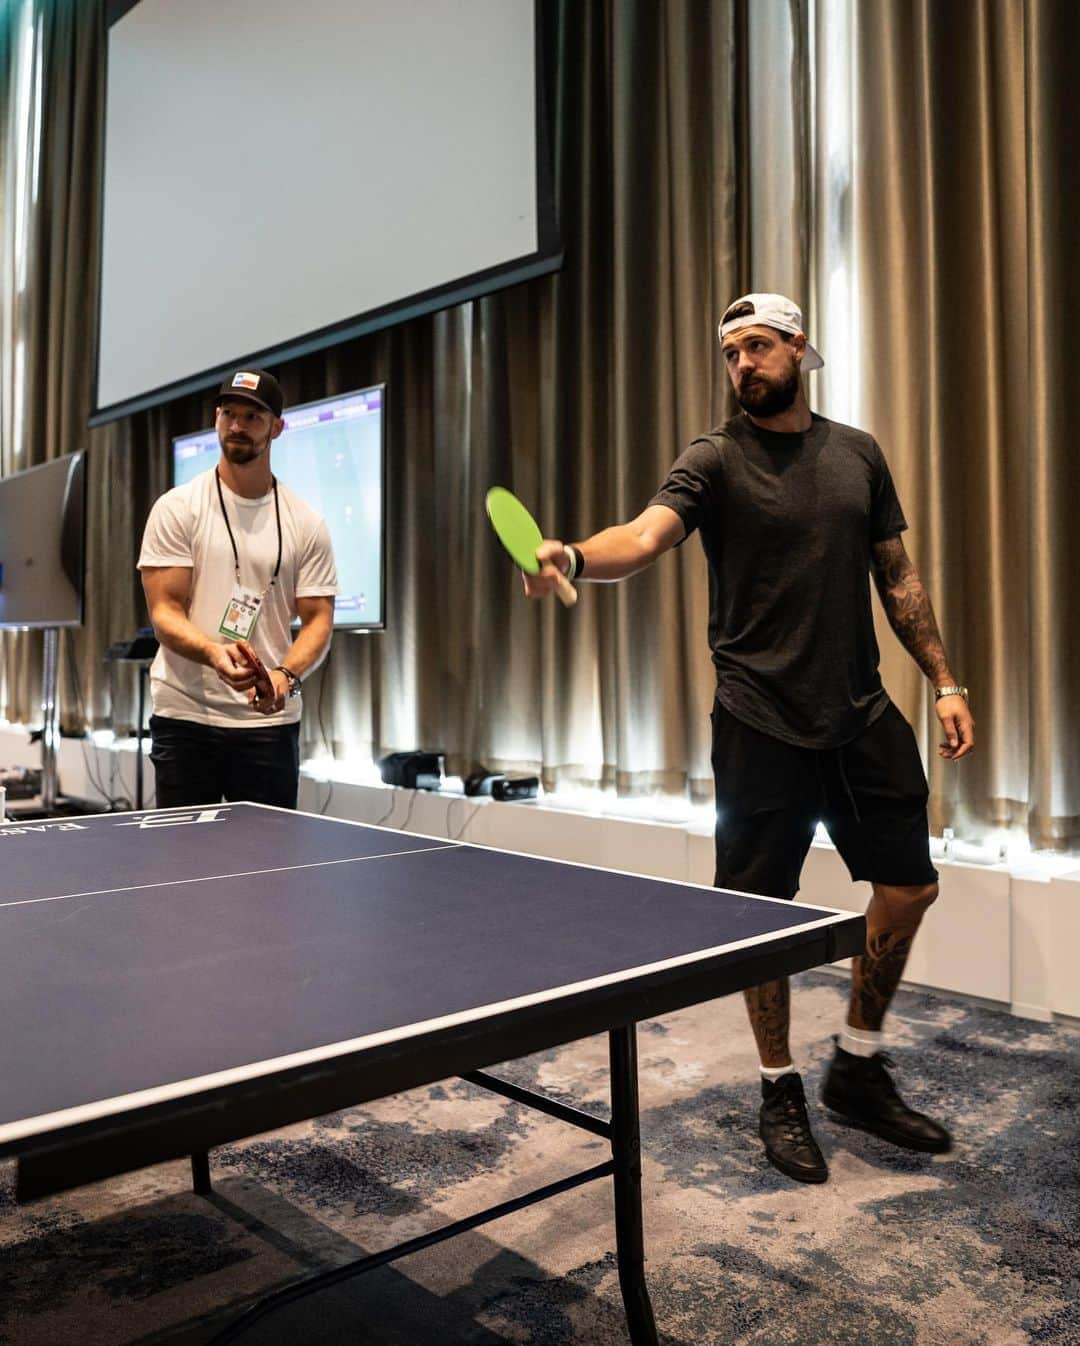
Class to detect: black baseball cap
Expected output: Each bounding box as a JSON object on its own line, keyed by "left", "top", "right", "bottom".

{"left": 216, "top": 368, "right": 284, "bottom": 417}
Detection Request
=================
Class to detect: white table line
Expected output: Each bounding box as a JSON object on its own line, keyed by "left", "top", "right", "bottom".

{"left": 0, "top": 844, "right": 461, "bottom": 910}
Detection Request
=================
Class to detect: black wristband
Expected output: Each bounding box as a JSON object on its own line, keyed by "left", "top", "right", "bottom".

{"left": 275, "top": 664, "right": 302, "bottom": 697}
{"left": 567, "top": 544, "right": 585, "bottom": 578}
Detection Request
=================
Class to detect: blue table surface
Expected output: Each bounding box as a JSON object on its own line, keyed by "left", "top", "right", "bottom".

{"left": 0, "top": 804, "right": 853, "bottom": 1133}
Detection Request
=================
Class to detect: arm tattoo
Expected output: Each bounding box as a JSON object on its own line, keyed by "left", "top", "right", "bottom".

{"left": 871, "top": 536, "right": 953, "bottom": 684}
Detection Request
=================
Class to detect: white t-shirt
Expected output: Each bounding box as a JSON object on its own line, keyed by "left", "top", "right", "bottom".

{"left": 137, "top": 468, "right": 337, "bottom": 727}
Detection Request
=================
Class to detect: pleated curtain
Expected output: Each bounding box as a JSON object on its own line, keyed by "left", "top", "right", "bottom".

{"left": 1, "top": 0, "right": 1076, "bottom": 848}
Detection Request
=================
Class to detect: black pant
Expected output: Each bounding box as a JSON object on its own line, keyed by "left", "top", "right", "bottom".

{"left": 149, "top": 715, "right": 301, "bottom": 809}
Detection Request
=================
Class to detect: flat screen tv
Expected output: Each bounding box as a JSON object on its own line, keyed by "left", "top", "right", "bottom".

{"left": 172, "top": 384, "right": 385, "bottom": 630}
{"left": 0, "top": 451, "right": 87, "bottom": 629}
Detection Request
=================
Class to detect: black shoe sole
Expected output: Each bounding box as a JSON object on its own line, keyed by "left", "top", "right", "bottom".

{"left": 822, "top": 1096, "right": 952, "bottom": 1154}
{"left": 762, "top": 1147, "right": 829, "bottom": 1184}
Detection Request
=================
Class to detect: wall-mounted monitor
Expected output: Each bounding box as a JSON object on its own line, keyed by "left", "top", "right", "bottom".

{"left": 172, "top": 385, "right": 385, "bottom": 630}
{"left": 0, "top": 452, "right": 87, "bottom": 629}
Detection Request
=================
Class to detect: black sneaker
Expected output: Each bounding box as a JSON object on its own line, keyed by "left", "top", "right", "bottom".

{"left": 821, "top": 1037, "right": 952, "bottom": 1153}
{"left": 759, "top": 1072, "right": 829, "bottom": 1183}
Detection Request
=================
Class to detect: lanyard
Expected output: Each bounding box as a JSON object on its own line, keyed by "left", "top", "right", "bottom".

{"left": 215, "top": 467, "right": 282, "bottom": 590}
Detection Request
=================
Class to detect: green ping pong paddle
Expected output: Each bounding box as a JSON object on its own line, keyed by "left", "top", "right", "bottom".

{"left": 485, "top": 487, "right": 577, "bottom": 607}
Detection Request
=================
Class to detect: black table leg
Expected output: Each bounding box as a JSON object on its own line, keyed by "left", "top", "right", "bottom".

{"left": 609, "top": 1025, "right": 659, "bottom": 1346}
{"left": 191, "top": 1150, "right": 212, "bottom": 1195}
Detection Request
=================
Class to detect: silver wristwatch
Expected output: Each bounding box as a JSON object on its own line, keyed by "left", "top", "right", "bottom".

{"left": 275, "top": 664, "right": 302, "bottom": 698}
{"left": 934, "top": 684, "right": 968, "bottom": 701}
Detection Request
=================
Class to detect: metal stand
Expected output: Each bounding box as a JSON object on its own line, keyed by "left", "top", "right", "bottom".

{"left": 134, "top": 663, "right": 149, "bottom": 810}
{"left": 191, "top": 1151, "right": 212, "bottom": 1196}
{"left": 610, "top": 1025, "right": 659, "bottom": 1344}
{"left": 40, "top": 627, "right": 60, "bottom": 814}
{"left": 204, "top": 1024, "right": 659, "bottom": 1345}
{"left": 104, "top": 633, "right": 158, "bottom": 811}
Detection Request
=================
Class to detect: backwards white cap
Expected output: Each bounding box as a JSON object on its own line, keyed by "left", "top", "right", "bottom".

{"left": 718, "top": 293, "right": 824, "bottom": 370}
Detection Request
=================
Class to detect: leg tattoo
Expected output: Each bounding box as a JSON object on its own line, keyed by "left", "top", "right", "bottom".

{"left": 850, "top": 931, "right": 914, "bottom": 1032}
{"left": 848, "top": 883, "right": 937, "bottom": 1033}
{"left": 743, "top": 978, "right": 792, "bottom": 1067}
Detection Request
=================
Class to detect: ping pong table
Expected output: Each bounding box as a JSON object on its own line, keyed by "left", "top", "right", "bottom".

{"left": 0, "top": 801, "right": 864, "bottom": 1344}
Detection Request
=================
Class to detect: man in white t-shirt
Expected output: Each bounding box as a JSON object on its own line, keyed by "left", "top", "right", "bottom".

{"left": 138, "top": 368, "right": 337, "bottom": 808}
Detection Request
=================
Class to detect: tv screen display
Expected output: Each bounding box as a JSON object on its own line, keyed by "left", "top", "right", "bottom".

{"left": 0, "top": 451, "right": 86, "bottom": 629}
{"left": 172, "top": 385, "right": 385, "bottom": 630}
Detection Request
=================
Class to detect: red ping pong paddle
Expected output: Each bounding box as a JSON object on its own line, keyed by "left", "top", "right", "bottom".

{"left": 236, "top": 640, "right": 276, "bottom": 704}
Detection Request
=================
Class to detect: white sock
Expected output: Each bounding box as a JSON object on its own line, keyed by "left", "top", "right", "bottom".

{"left": 760, "top": 1063, "right": 797, "bottom": 1082}
{"left": 840, "top": 1025, "right": 883, "bottom": 1058}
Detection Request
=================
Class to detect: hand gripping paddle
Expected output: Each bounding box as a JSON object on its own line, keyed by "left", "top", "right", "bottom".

{"left": 485, "top": 487, "right": 577, "bottom": 607}
{"left": 236, "top": 639, "right": 276, "bottom": 704}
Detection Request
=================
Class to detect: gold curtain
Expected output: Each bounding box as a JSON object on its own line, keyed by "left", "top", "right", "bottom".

{"left": 1024, "top": 0, "right": 1080, "bottom": 848}
{"left": 0, "top": 1, "right": 742, "bottom": 802}
{"left": 828, "top": 0, "right": 1080, "bottom": 849}
{"left": 3, "top": 0, "right": 1077, "bottom": 844}
{"left": 0, "top": 0, "right": 104, "bottom": 734}
{"left": 312, "top": 0, "right": 742, "bottom": 797}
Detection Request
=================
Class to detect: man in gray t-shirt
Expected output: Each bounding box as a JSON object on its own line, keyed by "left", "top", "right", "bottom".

{"left": 522, "top": 293, "right": 975, "bottom": 1186}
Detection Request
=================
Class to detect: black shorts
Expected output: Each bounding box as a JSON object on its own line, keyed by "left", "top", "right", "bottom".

{"left": 710, "top": 700, "right": 938, "bottom": 900}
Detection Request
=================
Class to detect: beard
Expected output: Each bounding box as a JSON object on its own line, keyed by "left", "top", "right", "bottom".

{"left": 220, "top": 434, "right": 266, "bottom": 465}
{"left": 735, "top": 363, "right": 800, "bottom": 418}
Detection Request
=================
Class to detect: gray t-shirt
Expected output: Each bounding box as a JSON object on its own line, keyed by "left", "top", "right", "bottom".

{"left": 650, "top": 412, "right": 907, "bottom": 749}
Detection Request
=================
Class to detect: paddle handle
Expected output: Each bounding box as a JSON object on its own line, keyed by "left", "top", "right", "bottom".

{"left": 553, "top": 569, "right": 578, "bottom": 607}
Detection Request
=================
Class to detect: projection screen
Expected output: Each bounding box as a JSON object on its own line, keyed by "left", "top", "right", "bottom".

{"left": 93, "top": 0, "right": 559, "bottom": 425}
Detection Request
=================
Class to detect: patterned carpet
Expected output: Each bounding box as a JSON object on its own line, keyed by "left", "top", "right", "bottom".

{"left": 2, "top": 972, "right": 1077, "bottom": 1346}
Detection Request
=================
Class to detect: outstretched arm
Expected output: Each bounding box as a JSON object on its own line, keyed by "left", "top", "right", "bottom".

{"left": 522, "top": 504, "right": 686, "bottom": 597}
{"left": 871, "top": 535, "right": 975, "bottom": 760}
